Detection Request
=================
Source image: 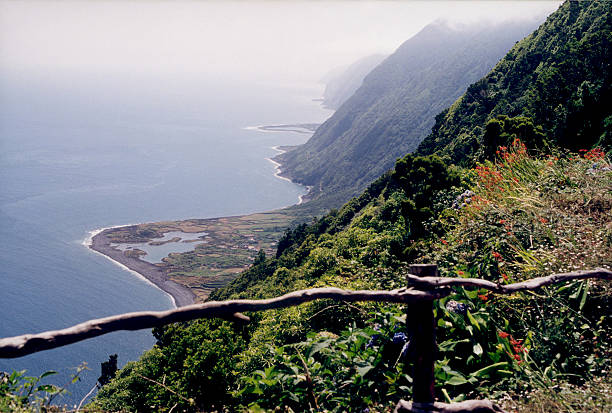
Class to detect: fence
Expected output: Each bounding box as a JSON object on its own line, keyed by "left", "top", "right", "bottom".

{"left": 1, "top": 266, "right": 610, "bottom": 413}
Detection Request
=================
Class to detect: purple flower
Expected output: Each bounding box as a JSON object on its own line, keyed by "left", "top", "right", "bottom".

{"left": 446, "top": 300, "right": 467, "bottom": 315}
{"left": 366, "top": 334, "right": 379, "bottom": 349}
{"left": 392, "top": 332, "right": 407, "bottom": 344}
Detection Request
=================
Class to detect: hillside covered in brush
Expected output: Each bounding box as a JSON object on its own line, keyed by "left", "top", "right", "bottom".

{"left": 276, "top": 19, "right": 545, "bottom": 208}
{"left": 417, "top": 0, "right": 611, "bottom": 163}
{"left": 84, "top": 3, "right": 612, "bottom": 412}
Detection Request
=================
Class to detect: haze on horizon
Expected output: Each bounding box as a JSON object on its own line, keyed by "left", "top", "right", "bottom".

{"left": 0, "top": 1, "right": 561, "bottom": 87}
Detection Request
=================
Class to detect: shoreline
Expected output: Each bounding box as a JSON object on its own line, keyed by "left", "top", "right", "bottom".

{"left": 86, "top": 228, "right": 196, "bottom": 308}
{"left": 83, "top": 122, "right": 316, "bottom": 307}
{"left": 266, "top": 146, "right": 313, "bottom": 205}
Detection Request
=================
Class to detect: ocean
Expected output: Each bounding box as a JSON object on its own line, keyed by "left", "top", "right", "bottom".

{"left": 0, "top": 71, "right": 331, "bottom": 406}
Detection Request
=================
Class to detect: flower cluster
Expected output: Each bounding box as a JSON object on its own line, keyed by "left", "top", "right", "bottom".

{"left": 452, "top": 190, "right": 475, "bottom": 209}
{"left": 500, "top": 138, "right": 528, "bottom": 163}
{"left": 498, "top": 331, "right": 525, "bottom": 364}
{"left": 445, "top": 300, "right": 468, "bottom": 315}
{"left": 580, "top": 147, "right": 605, "bottom": 161}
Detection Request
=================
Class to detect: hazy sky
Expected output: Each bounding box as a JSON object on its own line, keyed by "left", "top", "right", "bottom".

{"left": 0, "top": 1, "right": 561, "bottom": 85}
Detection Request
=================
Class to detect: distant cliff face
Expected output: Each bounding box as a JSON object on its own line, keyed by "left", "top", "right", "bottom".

{"left": 417, "top": 1, "right": 611, "bottom": 163}
{"left": 321, "top": 54, "right": 387, "bottom": 110}
{"left": 277, "top": 18, "right": 548, "bottom": 208}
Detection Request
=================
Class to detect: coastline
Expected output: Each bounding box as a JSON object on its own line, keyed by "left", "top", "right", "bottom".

{"left": 86, "top": 228, "right": 196, "bottom": 308}
{"left": 83, "top": 122, "right": 316, "bottom": 307}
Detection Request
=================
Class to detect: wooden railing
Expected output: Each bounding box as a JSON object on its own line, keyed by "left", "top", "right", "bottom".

{"left": 1, "top": 266, "right": 610, "bottom": 413}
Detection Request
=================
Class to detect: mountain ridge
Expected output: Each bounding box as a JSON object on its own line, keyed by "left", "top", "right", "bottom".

{"left": 277, "top": 18, "right": 548, "bottom": 209}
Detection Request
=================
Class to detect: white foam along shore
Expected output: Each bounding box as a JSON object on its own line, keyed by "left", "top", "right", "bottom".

{"left": 243, "top": 124, "right": 317, "bottom": 134}
{"left": 82, "top": 224, "right": 178, "bottom": 308}
{"left": 265, "top": 146, "right": 311, "bottom": 205}
{"left": 246, "top": 123, "right": 316, "bottom": 204}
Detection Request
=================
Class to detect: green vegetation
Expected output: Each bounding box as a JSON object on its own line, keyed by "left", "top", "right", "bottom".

{"left": 103, "top": 212, "right": 299, "bottom": 301}
{"left": 417, "top": 0, "right": 611, "bottom": 163}
{"left": 278, "top": 19, "right": 544, "bottom": 209}
{"left": 87, "top": 3, "right": 610, "bottom": 411}
{"left": 88, "top": 143, "right": 611, "bottom": 412}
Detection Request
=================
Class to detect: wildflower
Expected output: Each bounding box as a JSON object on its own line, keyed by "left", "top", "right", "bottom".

{"left": 446, "top": 300, "right": 467, "bottom": 315}
{"left": 392, "top": 332, "right": 407, "bottom": 344}
{"left": 456, "top": 270, "right": 465, "bottom": 276}
{"left": 501, "top": 273, "right": 509, "bottom": 281}
{"left": 366, "top": 334, "right": 379, "bottom": 349}
{"left": 499, "top": 219, "right": 506, "bottom": 224}
{"left": 441, "top": 239, "right": 448, "bottom": 245}
{"left": 478, "top": 293, "right": 489, "bottom": 301}
{"left": 539, "top": 217, "right": 548, "bottom": 224}
{"left": 492, "top": 251, "right": 502, "bottom": 261}
{"left": 498, "top": 331, "right": 510, "bottom": 339}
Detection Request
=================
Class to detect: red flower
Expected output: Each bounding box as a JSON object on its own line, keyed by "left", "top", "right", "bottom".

{"left": 441, "top": 239, "right": 448, "bottom": 245}
{"left": 457, "top": 270, "right": 465, "bottom": 276}
{"left": 539, "top": 217, "right": 548, "bottom": 224}
{"left": 498, "top": 331, "right": 510, "bottom": 339}
{"left": 478, "top": 293, "right": 489, "bottom": 301}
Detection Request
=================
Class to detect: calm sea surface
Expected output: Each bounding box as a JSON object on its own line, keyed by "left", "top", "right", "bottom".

{"left": 0, "top": 72, "right": 331, "bottom": 405}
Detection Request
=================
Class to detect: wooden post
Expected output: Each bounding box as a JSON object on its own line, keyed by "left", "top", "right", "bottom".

{"left": 407, "top": 264, "right": 437, "bottom": 404}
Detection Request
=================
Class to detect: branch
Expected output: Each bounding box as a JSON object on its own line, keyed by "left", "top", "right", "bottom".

{"left": 1, "top": 269, "right": 609, "bottom": 359}
{"left": 395, "top": 399, "right": 507, "bottom": 413}
{"left": 0, "top": 287, "right": 437, "bottom": 358}
{"left": 406, "top": 268, "right": 612, "bottom": 294}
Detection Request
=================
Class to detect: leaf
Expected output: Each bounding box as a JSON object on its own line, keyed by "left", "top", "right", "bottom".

{"left": 356, "top": 365, "right": 374, "bottom": 377}
{"left": 466, "top": 311, "right": 481, "bottom": 331}
{"left": 569, "top": 282, "right": 582, "bottom": 300}
{"left": 40, "top": 371, "right": 57, "bottom": 379}
{"left": 470, "top": 362, "right": 510, "bottom": 378}
{"left": 579, "top": 282, "right": 589, "bottom": 311}
{"left": 473, "top": 343, "right": 483, "bottom": 356}
{"left": 446, "top": 375, "right": 468, "bottom": 386}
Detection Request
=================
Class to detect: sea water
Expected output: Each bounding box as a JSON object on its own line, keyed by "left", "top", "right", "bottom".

{"left": 0, "top": 71, "right": 331, "bottom": 405}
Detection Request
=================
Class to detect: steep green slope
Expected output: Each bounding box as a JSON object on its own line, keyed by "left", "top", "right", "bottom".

{"left": 85, "top": 3, "right": 612, "bottom": 412}
{"left": 417, "top": 0, "right": 611, "bottom": 163}
{"left": 277, "top": 19, "right": 546, "bottom": 208}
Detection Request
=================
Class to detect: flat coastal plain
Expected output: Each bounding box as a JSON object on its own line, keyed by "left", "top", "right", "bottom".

{"left": 90, "top": 211, "right": 298, "bottom": 305}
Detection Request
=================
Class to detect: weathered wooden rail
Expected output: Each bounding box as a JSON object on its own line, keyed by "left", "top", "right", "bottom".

{"left": 1, "top": 266, "right": 610, "bottom": 412}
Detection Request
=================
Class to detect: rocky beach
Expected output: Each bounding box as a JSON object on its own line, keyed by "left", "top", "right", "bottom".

{"left": 89, "top": 229, "right": 197, "bottom": 307}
